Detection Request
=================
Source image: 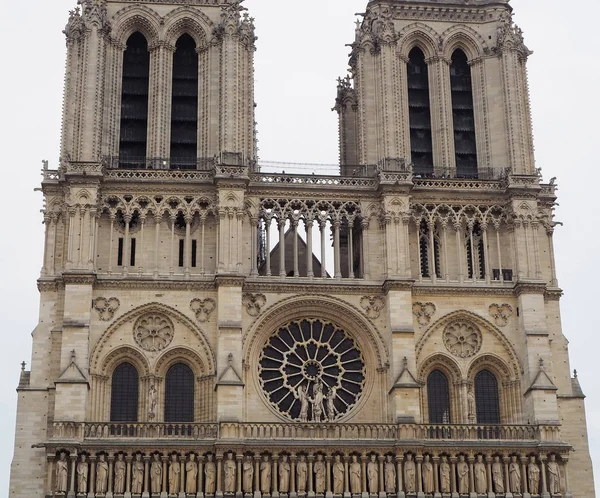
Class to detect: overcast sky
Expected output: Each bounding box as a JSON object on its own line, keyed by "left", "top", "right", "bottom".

{"left": 1, "top": 0, "right": 598, "bottom": 493}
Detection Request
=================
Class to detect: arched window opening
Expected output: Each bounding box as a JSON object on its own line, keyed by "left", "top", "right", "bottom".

{"left": 427, "top": 370, "right": 451, "bottom": 423}
{"left": 170, "top": 34, "right": 198, "bottom": 170}
{"left": 407, "top": 48, "right": 433, "bottom": 176}
{"left": 165, "top": 363, "right": 194, "bottom": 422}
{"left": 119, "top": 32, "right": 150, "bottom": 168}
{"left": 465, "top": 222, "right": 485, "bottom": 280}
{"left": 475, "top": 370, "right": 500, "bottom": 424}
{"left": 419, "top": 220, "right": 441, "bottom": 279}
{"left": 110, "top": 362, "right": 139, "bottom": 421}
{"left": 450, "top": 49, "right": 477, "bottom": 178}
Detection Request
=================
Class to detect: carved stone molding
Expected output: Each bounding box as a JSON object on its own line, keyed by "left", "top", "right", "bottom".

{"left": 242, "top": 293, "right": 266, "bottom": 317}
{"left": 443, "top": 321, "right": 482, "bottom": 359}
{"left": 133, "top": 314, "right": 174, "bottom": 352}
{"left": 93, "top": 297, "right": 120, "bottom": 321}
{"left": 360, "top": 296, "right": 386, "bottom": 319}
{"left": 412, "top": 302, "right": 436, "bottom": 327}
{"left": 190, "top": 298, "right": 216, "bottom": 322}
{"left": 488, "top": 304, "right": 513, "bottom": 327}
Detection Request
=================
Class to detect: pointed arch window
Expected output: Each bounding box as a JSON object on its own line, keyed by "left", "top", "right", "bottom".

{"left": 110, "top": 362, "right": 139, "bottom": 422}
{"left": 165, "top": 363, "right": 194, "bottom": 422}
{"left": 465, "top": 221, "right": 485, "bottom": 280}
{"left": 170, "top": 34, "right": 198, "bottom": 170}
{"left": 419, "top": 220, "right": 441, "bottom": 279}
{"left": 475, "top": 370, "right": 500, "bottom": 424}
{"left": 450, "top": 49, "right": 477, "bottom": 178}
{"left": 407, "top": 47, "right": 433, "bottom": 176}
{"left": 119, "top": 32, "right": 150, "bottom": 168}
{"left": 427, "top": 370, "right": 451, "bottom": 423}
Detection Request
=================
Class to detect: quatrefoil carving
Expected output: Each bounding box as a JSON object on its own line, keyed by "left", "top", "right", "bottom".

{"left": 360, "top": 295, "right": 386, "bottom": 319}
{"left": 190, "top": 298, "right": 216, "bottom": 323}
{"left": 412, "top": 302, "right": 436, "bottom": 327}
{"left": 92, "top": 297, "right": 120, "bottom": 321}
{"left": 489, "top": 303, "right": 513, "bottom": 327}
{"left": 242, "top": 293, "right": 266, "bottom": 317}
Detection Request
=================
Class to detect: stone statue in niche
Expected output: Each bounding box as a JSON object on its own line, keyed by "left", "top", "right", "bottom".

{"left": 349, "top": 455, "right": 361, "bottom": 494}
{"left": 132, "top": 453, "right": 144, "bottom": 494}
{"left": 205, "top": 454, "right": 216, "bottom": 495}
{"left": 243, "top": 455, "right": 254, "bottom": 494}
{"left": 114, "top": 453, "right": 126, "bottom": 494}
{"left": 186, "top": 454, "right": 198, "bottom": 495}
{"left": 467, "top": 387, "right": 476, "bottom": 422}
{"left": 403, "top": 454, "right": 415, "bottom": 493}
{"left": 296, "top": 455, "right": 308, "bottom": 493}
{"left": 77, "top": 454, "right": 88, "bottom": 494}
{"left": 56, "top": 452, "right": 69, "bottom": 493}
{"left": 314, "top": 454, "right": 326, "bottom": 494}
{"left": 310, "top": 380, "right": 326, "bottom": 422}
{"left": 169, "top": 454, "right": 181, "bottom": 495}
{"left": 384, "top": 455, "right": 395, "bottom": 494}
{"left": 96, "top": 454, "right": 108, "bottom": 494}
{"left": 528, "top": 456, "right": 540, "bottom": 495}
{"left": 151, "top": 453, "right": 162, "bottom": 494}
{"left": 421, "top": 455, "right": 433, "bottom": 494}
{"left": 509, "top": 455, "right": 521, "bottom": 493}
{"left": 367, "top": 454, "right": 378, "bottom": 494}
{"left": 492, "top": 456, "right": 504, "bottom": 493}
{"left": 547, "top": 454, "right": 561, "bottom": 494}
{"left": 260, "top": 455, "right": 272, "bottom": 494}
{"left": 224, "top": 452, "right": 236, "bottom": 493}
{"left": 326, "top": 387, "right": 337, "bottom": 421}
{"left": 148, "top": 384, "right": 157, "bottom": 419}
{"left": 333, "top": 455, "right": 344, "bottom": 494}
{"left": 474, "top": 455, "right": 487, "bottom": 494}
{"left": 279, "top": 454, "right": 291, "bottom": 493}
{"left": 439, "top": 456, "right": 450, "bottom": 494}
{"left": 457, "top": 455, "right": 469, "bottom": 494}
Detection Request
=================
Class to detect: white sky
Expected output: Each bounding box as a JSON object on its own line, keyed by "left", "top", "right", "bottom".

{"left": 1, "top": 0, "right": 598, "bottom": 493}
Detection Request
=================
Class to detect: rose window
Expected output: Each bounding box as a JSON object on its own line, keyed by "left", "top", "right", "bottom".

{"left": 133, "top": 314, "right": 174, "bottom": 352}
{"left": 258, "top": 319, "right": 365, "bottom": 422}
{"left": 443, "top": 321, "right": 482, "bottom": 358}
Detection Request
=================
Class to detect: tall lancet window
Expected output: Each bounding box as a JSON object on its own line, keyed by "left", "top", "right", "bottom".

{"left": 450, "top": 49, "right": 477, "bottom": 178}
{"left": 119, "top": 32, "right": 150, "bottom": 168}
{"left": 170, "top": 34, "right": 198, "bottom": 170}
{"left": 407, "top": 48, "right": 433, "bottom": 176}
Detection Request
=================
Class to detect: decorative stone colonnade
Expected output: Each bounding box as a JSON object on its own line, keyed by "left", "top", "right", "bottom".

{"left": 46, "top": 423, "right": 571, "bottom": 498}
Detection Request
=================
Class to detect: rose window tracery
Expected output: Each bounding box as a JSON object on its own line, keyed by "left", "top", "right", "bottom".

{"left": 443, "top": 321, "right": 482, "bottom": 358}
{"left": 259, "top": 319, "right": 365, "bottom": 422}
{"left": 133, "top": 314, "right": 174, "bottom": 352}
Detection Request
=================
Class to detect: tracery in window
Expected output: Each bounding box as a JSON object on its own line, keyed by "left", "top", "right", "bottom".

{"left": 419, "top": 220, "right": 441, "bottom": 279}
{"left": 407, "top": 47, "right": 433, "bottom": 176}
{"left": 475, "top": 369, "right": 500, "bottom": 424}
{"left": 165, "top": 363, "right": 195, "bottom": 422}
{"left": 110, "top": 362, "right": 139, "bottom": 422}
{"left": 450, "top": 49, "right": 477, "bottom": 178}
{"left": 119, "top": 32, "right": 150, "bottom": 168}
{"left": 427, "top": 370, "right": 451, "bottom": 423}
{"left": 465, "top": 222, "right": 485, "bottom": 280}
{"left": 170, "top": 34, "right": 198, "bottom": 170}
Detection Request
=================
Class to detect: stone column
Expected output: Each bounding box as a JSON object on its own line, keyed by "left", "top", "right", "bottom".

{"left": 108, "top": 456, "right": 114, "bottom": 497}
{"left": 416, "top": 455, "right": 423, "bottom": 495}
{"left": 290, "top": 455, "right": 297, "bottom": 496}
{"left": 237, "top": 455, "right": 243, "bottom": 497}
{"left": 68, "top": 454, "right": 77, "bottom": 498}
{"left": 307, "top": 456, "right": 314, "bottom": 497}
{"left": 485, "top": 457, "right": 493, "bottom": 496}
{"left": 432, "top": 456, "right": 440, "bottom": 496}
{"left": 343, "top": 456, "right": 350, "bottom": 498}
{"left": 279, "top": 218, "right": 286, "bottom": 277}
{"left": 395, "top": 455, "right": 403, "bottom": 498}
{"left": 162, "top": 456, "right": 168, "bottom": 496}
{"left": 89, "top": 456, "right": 97, "bottom": 497}
{"left": 325, "top": 456, "right": 331, "bottom": 497}
{"left": 198, "top": 456, "right": 204, "bottom": 496}
{"left": 377, "top": 456, "right": 385, "bottom": 498}
{"left": 521, "top": 457, "right": 530, "bottom": 496}
{"left": 46, "top": 455, "right": 55, "bottom": 496}
{"left": 180, "top": 458, "right": 186, "bottom": 497}
{"left": 216, "top": 455, "right": 223, "bottom": 497}
{"left": 450, "top": 457, "right": 457, "bottom": 496}
{"left": 306, "top": 219, "right": 314, "bottom": 278}
{"left": 539, "top": 456, "right": 548, "bottom": 498}
{"left": 563, "top": 458, "right": 572, "bottom": 498}
{"left": 273, "top": 455, "right": 279, "bottom": 497}
{"left": 360, "top": 455, "right": 367, "bottom": 498}
{"left": 254, "top": 456, "right": 261, "bottom": 498}
{"left": 468, "top": 457, "right": 476, "bottom": 498}
{"left": 503, "top": 458, "right": 511, "bottom": 498}
{"left": 142, "top": 456, "right": 150, "bottom": 498}
{"left": 125, "top": 455, "right": 132, "bottom": 497}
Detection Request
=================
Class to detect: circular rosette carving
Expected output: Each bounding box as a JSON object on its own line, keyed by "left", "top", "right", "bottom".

{"left": 443, "top": 321, "right": 482, "bottom": 358}
{"left": 133, "top": 314, "right": 174, "bottom": 352}
{"left": 258, "top": 319, "right": 365, "bottom": 422}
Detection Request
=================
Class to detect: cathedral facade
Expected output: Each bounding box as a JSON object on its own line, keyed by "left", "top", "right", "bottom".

{"left": 10, "top": 0, "right": 595, "bottom": 497}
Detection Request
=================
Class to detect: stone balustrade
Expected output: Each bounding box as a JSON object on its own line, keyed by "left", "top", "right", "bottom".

{"left": 51, "top": 421, "right": 560, "bottom": 443}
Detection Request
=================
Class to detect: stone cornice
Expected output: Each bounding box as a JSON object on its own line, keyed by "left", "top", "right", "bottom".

{"left": 243, "top": 279, "right": 384, "bottom": 296}
{"left": 412, "top": 283, "right": 515, "bottom": 297}
{"left": 514, "top": 281, "right": 547, "bottom": 297}
{"left": 215, "top": 276, "right": 246, "bottom": 287}
{"left": 544, "top": 288, "right": 564, "bottom": 302}
{"left": 62, "top": 272, "right": 97, "bottom": 286}
{"left": 95, "top": 278, "right": 217, "bottom": 292}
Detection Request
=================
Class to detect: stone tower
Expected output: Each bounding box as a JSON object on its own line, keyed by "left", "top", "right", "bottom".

{"left": 10, "top": 0, "right": 594, "bottom": 497}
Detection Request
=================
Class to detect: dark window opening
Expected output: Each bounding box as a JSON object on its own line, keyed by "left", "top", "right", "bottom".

{"left": 170, "top": 34, "right": 198, "bottom": 170}
{"left": 191, "top": 240, "right": 197, "bottom": 268}
{"left": 419, "top": 220, "right": 441, "bottom": 279}
{"left": 427, "top": 370, "right": 451, "bottom": 424}
{"left": 110, "top": 362, "right": 139, "bottom": 422}
{"left": 475, "top": 370, "right": 500, "bottom": 424}
{"left": 117, "top": 238, "right": 124, "bottom": 266}
{"left": 165, "top": 363, "right": 194, "bottom": 422}
{"left": 408, "top": 48, "right": 433, "bottom": 176}
{"left": 179, "top": 239, "right": 185, "bottom": 267}
{"left": 450, "top": 49, "right": 477, "bottom": 178}
{"left": 119, "top": 32, "right": 150, "bottom": 168}
{"left": 130, "top": 238, "right": 136, "bottom": 267}
{"left": 466, "top": 222, "right": 485, "bottom": 279}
